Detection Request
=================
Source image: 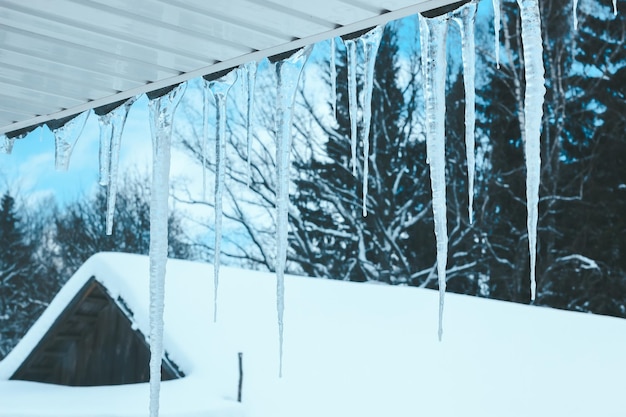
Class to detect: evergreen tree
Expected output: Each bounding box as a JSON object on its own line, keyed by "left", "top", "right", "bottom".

{"left": 479, "top": 0, "right": 626, "bottom": 314}
{"left": 0, "top": 192, "right": 43, "bottom": 357}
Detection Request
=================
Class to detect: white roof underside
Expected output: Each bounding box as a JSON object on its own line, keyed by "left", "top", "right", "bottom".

{"left": 0, "top": 0, "right": 462, "bottom": 135}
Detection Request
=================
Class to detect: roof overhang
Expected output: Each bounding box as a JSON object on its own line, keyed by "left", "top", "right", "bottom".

{"left": 0, "top": 0, "right": 466, "bottom": 136}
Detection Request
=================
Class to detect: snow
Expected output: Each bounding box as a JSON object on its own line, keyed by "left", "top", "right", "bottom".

{"left": 452, "top": 1, "right": 477, "bottom": 224}
{"left": 273, "top": 47, "right": 311, "bottom": 376}
{"left": 556, "top": 254, "right": 600, "bottom": 270}
{"left": 346, "top": 38, "right": 359, "bottom": 177}
{"left": 419, "top": 13, "right": 449, "bottom": 340}
{"left": 359, "top": 26, "right": 384, "bottom": 218}
{"left": 207, "top": 70, "right": 239, "bottom": 322}
{"left": 2, "top": 252, "right": 626, "bottom": 417}
{"left": 517, "top": 0, "right": 546, "bottom": 301}
{"left": 52, "top": 111, "right": 89, "bottom": 171}
{"left": 147, "top": 84, "right": 186, "bottom": 417}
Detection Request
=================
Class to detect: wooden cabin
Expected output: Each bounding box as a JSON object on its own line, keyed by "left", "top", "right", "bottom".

{"left": 11, "top": 277, "right": 182, "bottom": 386}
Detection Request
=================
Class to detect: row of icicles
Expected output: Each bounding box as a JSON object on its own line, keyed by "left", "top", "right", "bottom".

{"left": 1, "top": 1, "right": 620, "bottom": 416}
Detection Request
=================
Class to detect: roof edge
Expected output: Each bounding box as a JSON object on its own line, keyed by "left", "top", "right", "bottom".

{"left": 1, "top": 0, "right": 464, "bottom": 135}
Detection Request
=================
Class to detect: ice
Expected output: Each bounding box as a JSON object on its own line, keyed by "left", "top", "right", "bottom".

{"left": 330, "top": 37, "right": 337, "bottom": 117}
{"left": 202, "top": 81, "right": 211, "bottom": 200}
{"left": 98, "top": 119, "right": 112, "bottom": 186}
{"left": 419, "top": 13, "right": 449, "bottom": 341}
{"left": 51, "top": 111, "right": 89, "bottom": 171}
{"left": 452, "top": 1, "right": 477, "bottom": 224}
{"left": 613, "top": 0, "right": 618, "bottom": 15}
{"left": 147, "top": 83, "right": 186, "bottom": 417}
{"left": 96, "top": 97, "right": 137, "bottom": 235}
{"left": 573, "top": 0, "right": 579, "bottom": 30}
{"left": 493, "top": 0, "right": 501, "bottom": 68}
{"left": 1, "top": 129, "right": 30, "bottom": 154}
{"left": 1, "top": 135, "right": 15, "bottom": 154}
{"left": 345, "top": 39, "right": 359, "bottom": 176}
{"left": 273, "top": 46, "right": 311, "bottom": 376}
{"left": 244, "top": 61, "right": 257, "bottom": 186}
{"left": 359, "top": 26, "right": 384, "bottom": 217}
{"left": 207, "top": 70, "right": 238, "bottom": 322}
{"left": 517, "top": 0, "right": 546, "bottom": 301}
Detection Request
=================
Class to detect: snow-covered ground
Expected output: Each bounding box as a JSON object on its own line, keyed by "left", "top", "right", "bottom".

{"left": 1, "top": 252, "right": 625, "bottom": 417}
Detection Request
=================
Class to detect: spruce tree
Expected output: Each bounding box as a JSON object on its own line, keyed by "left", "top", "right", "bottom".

{"left": 0, "top": 192, "right": 39, "bottom": 357}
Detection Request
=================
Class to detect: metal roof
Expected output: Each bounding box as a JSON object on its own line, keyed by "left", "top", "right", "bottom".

{"left": 0, "top": 0, "right": 462, "bottom": 136}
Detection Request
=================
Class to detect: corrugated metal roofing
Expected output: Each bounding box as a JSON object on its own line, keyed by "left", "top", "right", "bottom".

{"left": 0, "top": 0, "right": 462, "bottom": 135}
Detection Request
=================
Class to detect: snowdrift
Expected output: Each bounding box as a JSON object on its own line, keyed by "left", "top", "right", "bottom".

{"left": 1, "top": 252, "right": 625, "bottom": 417}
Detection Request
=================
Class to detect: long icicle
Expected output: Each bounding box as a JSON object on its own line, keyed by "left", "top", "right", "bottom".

{"left": 345, "top": 39, "right": 359, "bottom": 176}
{"left": 274, "top": 46, "right": 311, "bottom": 377}
{"left": 517, "top": 0, "right": 546, "bottom": 301}
{"left": 207, "top": 70, "right": 238, "bottom": 322}
{"left": 419, "top": 12, "right": 449, "bottom": 341}
{"left": 147, "top": 83, "right": 186, "bottom": 417}
{"left": 202, "top": 80, "right": 211, "bottom": 200}
{"left": 493, "top": 0, "right": 501, "bottom": 68}
{"left": 453, "top": 2, "right": 477, "bottom": 224}
{"left": 573, "top": 0, "right": 579, "bottom": 30}
{"left": 100, "top": 97, "right": 137, "bottom": 235}
{"left": 359, "top": 26, "right": 384, "bottom": 217}
{"left": 245, "top": 61, "right": 257, "bottom": 186}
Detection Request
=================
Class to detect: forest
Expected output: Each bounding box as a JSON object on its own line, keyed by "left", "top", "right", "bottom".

{"left": 1, "top": 0, "right": 624, "bottom": 359}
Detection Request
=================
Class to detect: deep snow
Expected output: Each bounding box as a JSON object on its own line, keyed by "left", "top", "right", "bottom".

{"left": 1, "top": 253, "right": 625, "bottom": 417}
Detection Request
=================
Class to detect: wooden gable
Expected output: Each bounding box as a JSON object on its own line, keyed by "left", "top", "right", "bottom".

{"left": 11, "top": 277, "right": 183, "bottom": 386}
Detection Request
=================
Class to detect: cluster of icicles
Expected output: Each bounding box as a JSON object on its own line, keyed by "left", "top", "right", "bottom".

{"left": 7, "top": 0, "right": 622, "bottom": 414}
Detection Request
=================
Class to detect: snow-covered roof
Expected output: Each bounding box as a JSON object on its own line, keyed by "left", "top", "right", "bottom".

{"left": 0, "top": 0, "right": 463, "bottom": 136}
{"left": 1, "top": 252, "right": 626, "bottom": 417}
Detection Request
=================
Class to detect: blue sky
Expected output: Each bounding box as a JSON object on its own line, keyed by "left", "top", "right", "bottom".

{"left": 0, "top": 95, "right": 153, "bottom": 206}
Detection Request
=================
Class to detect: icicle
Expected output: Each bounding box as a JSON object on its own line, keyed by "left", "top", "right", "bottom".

{"left": 573, "top": 0, "right": 579, "bottom": 30}
{"left": 359, "top": 26, "right": 384, "bottom": 217}
{"left": 517, "top": 0, "right": 546, "bottom": 301}
{"left": 202, "top": 81, "right": 211, "bottom": 200}
{"left": 2, "top": 128, "right": 32, "bottom": 154}
{"left": 345, "top": 39, "right": 359, "bottom": 176}
{"left": 273, "top": 46, "right": 311, "bottom": 377}
{"left": 330, "top": 37, "right": 338, "bottom": 117}
{"left": 96, "top": 97, "right": 137, "bottom": 235}
{"left": 1, "top": 135, "right": 15, "bottom": 154}
{"left": 419, "top": 13, "right": 449, "bottom": 341}
{"left": 493, "top": 0, "right": 501, "bottom": 68}
{"left": 613, "top": 0, "right": 618, "bottom": 15}
{"left": 98, "top": 116, "right": 112, "bottom": 186}
{"left": 245, "top": 61, "right": 257, "bottom": 187}
{"left": 52, "top": 111, "right": 89, "bottom": 171}
{"left": 207, "top": 70, "right": 238, "bottom": 322}
{"left": 147, "top": 83, "right": 186, "bottom": 417}
{"left": 453, "top": 2, "right": 477, "bottom": 224}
